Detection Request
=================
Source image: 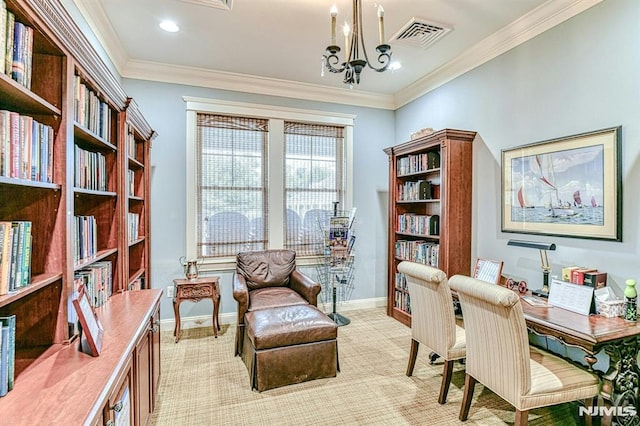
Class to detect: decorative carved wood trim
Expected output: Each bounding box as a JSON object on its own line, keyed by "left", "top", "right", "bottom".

{"left": 26, "top": 0, "right": 127, "bottom": 109}
{"left": 125, "top": 98, "right": 157, "bottom": 140}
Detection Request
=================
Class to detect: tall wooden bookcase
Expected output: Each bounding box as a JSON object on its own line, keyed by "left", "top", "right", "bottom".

{"left": 0, "top": 0, "right": 158, "bottom": 424}
{"left": 383, "top": 129, "right": 476, "bottom": 326}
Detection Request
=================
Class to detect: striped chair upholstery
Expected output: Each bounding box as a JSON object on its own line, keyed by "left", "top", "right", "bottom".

{"left": 398, "top": 261, "right": 465, "bottom": 404}
{"left": 449, "top": 274, "right": 599, "bottom": 425}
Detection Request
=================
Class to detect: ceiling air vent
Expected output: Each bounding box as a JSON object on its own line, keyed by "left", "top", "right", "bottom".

{"left": 390, "top": 18, "right": 453, "bottom": 49}
{"left": 178, "top": 0, "right": 233, "bottom": 11}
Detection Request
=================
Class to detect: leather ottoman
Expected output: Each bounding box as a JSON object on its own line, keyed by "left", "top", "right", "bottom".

{"left": 242, "top": 304, "right": 339, "bottom": 391}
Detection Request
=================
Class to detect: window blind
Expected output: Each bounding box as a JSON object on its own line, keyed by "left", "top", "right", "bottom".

{"left": 284, "top": 121, "right": 344, "bottom": 255}
{"left": 196, "top": 114, "right": 268, "bottom": 257}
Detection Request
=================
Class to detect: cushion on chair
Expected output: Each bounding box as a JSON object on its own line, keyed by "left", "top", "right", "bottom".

{"left": 248, "top": 287, "right": 309, "bottom": 311}
{"left": 519, "top": 346, "right": 599, "bottom": 410}
{"left": 237, "top": 250, "right": 296, "bottom": 290}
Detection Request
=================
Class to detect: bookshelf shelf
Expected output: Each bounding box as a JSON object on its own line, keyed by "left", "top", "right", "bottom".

{"left": 0, "top": 177, "right": 60, "bottom": 189}
{"left": 73, "top": 124, "right": 117, "bottom": 151}
{"left": 0, "top": 273, "right": 63, "bottom": 307}
{"left": 0, "top": 73, "right": 62, "bottom": 115}
{"left": 384, "top": 129, "right": 475, "bottom": 326}
{"left": 128, "top": 157, "right": 144, "bottom": 168}
{"left": 73, "top": 187, "right": 117, "bottom": 197}
{"left": 397, "top": 168, "right": 441, "bottom": 178}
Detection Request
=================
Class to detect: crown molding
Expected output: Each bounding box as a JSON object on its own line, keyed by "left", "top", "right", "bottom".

{"left": 70, "top": 0, "right": 128, "bottom": 73}
{"left": 123, "top": 60, "right": 396, "bottom": 110}
{"left": 71, "top": 0, "right": 601, "bottom": 111}
{"left": 394, "top": 0, "right": 603, "bottom": 108}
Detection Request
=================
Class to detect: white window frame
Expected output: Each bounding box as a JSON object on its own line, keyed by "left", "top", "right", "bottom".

{"left": 184, "top": 97, "right": 355, "bottom": 270}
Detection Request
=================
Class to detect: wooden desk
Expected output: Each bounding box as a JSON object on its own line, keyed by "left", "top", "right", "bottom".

{"left": 521, "top": 297, "right": 640, "bottom": 425}
{"left": 173, "top": 277, "right": 221, "bottom": 342}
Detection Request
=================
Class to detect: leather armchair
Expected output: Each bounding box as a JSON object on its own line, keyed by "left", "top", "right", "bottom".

{"left": 233, "top": 249, "right": 321, "bottom": 356}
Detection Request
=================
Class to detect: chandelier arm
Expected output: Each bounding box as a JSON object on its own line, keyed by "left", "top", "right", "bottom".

{"left": 323, "top": 52, "right": 347, "bottom": 74}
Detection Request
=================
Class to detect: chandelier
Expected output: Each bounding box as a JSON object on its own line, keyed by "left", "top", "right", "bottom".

{"left": 322, "top": 0, "right": 392, "bottom": 87}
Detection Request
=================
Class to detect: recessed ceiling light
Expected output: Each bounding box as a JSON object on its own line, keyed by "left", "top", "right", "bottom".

{"left": 389, "top": 61, "right": 402, "bottom": 71}
{"left": 159, "top": 20, "right": 180, "bottom": 33}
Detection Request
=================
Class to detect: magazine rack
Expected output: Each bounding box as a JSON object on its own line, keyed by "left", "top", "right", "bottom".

{"left": 315, "top": 205, "right": 356, "bottom": 326}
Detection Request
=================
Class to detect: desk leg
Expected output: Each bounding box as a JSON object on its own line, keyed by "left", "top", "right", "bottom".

{"left": 173, "top": 299, "right": 181, "bottom": 343}
{"left": 601, "top": 336, "right": 640, "bottom": 426}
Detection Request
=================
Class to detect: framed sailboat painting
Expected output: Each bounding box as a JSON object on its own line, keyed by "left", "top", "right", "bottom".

{"left": 501, "top": 126, "right": 622, "bottom": 241}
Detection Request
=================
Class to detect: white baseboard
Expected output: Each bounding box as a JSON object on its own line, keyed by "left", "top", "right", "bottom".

{"left": 159, "top": 297, "right": 387, "bottom": 332}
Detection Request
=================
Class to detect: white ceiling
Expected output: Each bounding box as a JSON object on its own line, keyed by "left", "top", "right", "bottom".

{"left": 73, "top": 0, "right": 601, "bottom": 109}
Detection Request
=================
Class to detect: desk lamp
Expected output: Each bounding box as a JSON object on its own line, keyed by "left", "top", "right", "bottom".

{"left": 507, "top": 239, "right": 556, "bottom": 298}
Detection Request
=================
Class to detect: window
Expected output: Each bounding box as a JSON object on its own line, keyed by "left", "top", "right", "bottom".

{"left": 185, "top": 98, "right": 354, "bottom": 268}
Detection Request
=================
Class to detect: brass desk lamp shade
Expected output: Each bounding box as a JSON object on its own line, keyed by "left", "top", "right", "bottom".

{"left": 507, "top": 239, "right": 556, "bottom": 298}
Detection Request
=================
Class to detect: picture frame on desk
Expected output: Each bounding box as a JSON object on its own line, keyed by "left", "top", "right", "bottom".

{"left": 72, "top": 286, "right": 104, "bottom": 357}
{"left": 501, "top": 126, "right": 622, "bottom": 241}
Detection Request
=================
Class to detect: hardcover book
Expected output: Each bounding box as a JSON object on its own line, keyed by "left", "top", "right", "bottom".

{"left": 0, "top": 315, "right": 15, "bottom": 391}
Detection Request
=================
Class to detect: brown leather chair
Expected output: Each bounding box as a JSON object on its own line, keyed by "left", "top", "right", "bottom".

{"left": 233, "top": 249, "right": 338, "bottom": 391}
{"left": 233, "top": 249, "right": 321, "bottom": 356}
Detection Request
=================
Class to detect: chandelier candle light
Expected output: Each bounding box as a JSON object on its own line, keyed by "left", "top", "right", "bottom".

{"left": 322, "top": 1, "right": 392, "bottom": 87}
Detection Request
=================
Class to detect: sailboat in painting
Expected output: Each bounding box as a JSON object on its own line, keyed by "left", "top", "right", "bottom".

{"left": 573, "top": 190, "right": 583, "bottom": 208}
{"left": 535, "top": 154, "right": 578, "bottom": 218}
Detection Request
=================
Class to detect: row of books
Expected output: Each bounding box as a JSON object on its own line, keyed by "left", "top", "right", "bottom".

{"left": 74, "top": 145, "right": 108, "bottom": 191}
{"left": 74, "top": 261, "right": 113, "bottom": 309}
{"left": 397, "top": 214, "right": 440, "bottom": 236}
{"left": 73, "top": 75, "right": 112, "bottom": 141}
{"left": 126, "top": 124, "right": 137, "bottom": 159}
{"left": 397, "top": 151, "right": 440, "bottom": 175}
{"left": 128, "top": 169, "right": 136, "bottom": 196}
{"left": 0, "top": 221, "right": 32, "bottom": 295}
{"left": 561, "top": 266, "right": 607, "bottom": 288}
{"left": 128, "top": 212, "right": 140, "bottom": 243}
{"left": 74, "top": 215, "right": 97, "bottom": 263}
{"left": 397, "top": 179, "right": 439, "bottom": 201}
{"left": 394, "top": 289, "right": 411, "bottom": 314}
{"left": 0, "top": 315, "right": 16, "bottom": 397}
{"left": 395, "top": 240, "right": 440, "bottom": 267}
{"left": 1, "top": 2, "right": 33, "bottom": 89}
{"left": 0, "top": 110, "right": 55, "bottom": 182}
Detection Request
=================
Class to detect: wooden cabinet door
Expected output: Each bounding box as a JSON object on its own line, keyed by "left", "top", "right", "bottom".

{"left": 135, "top": 330, "right": 152, "bottom": 426}
{"left": 151, "top": 306, "right": 161, "bottom": 410}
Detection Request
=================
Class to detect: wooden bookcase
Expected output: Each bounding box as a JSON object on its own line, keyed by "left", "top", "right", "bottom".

{"left": 383, "top": 129, "right": 476, "bottom": 326}
{"left": 0, "top": 0, "right": 158, "bottom": 423}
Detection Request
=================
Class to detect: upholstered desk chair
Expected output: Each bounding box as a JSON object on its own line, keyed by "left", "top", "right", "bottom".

{"left": 232, "top": 249, "right": 321, "bottom": 356}
{"left": 448, "top": 275, "right": 599, "bottom": 425}
{"left": 398, "top": 261, "right": 466, "bottom": 404}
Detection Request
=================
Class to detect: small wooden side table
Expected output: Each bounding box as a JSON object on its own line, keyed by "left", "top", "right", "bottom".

{"left": 173, "top": 276, "right": 220, "bottom": 343}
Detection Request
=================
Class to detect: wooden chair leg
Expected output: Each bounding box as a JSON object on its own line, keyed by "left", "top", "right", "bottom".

{"left": 514, "top": 409, "right": 529, "bottom": 426}
{"left": 438, "top": 359, "right": 455, "bottom": 404}
{"left": 406, "top": 339, "right": 419, "bottom": 376}
{"left": 459, "top": 373, "right": 476, "bottom": 421}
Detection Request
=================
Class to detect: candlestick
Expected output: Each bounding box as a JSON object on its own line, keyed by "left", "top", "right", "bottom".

{"left": 378, "top": 5, "right": 385, "bottom": 45}
{"left": 343, "top": 22, "right": 350, "bottom": 57}
{"left": 330, "top": 5, "right": 337, "bottom": 46}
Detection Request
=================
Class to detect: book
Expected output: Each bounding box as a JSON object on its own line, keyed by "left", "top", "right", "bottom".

{"left": 0, "top": 315, "right": 15, "bottom": 391}
{"left": 584, "top": 272, "right": 607, "bottom": 289}
{"left": 418, "top": 180, "right": 431, "bottom": 200}
{"left": 4, "top": 11, "right": 13, "bottom": 77}
{"left": 0, "top": 222, "right": 11, "bottom": 295}
{"left": 0, "top": 0, "right": 6, "bottom": 75}
{"left": 20, "top": 221, "right": 31, "bottom": 287}
{"left": 0, "top": 325, "right": 7, "bottom": 396}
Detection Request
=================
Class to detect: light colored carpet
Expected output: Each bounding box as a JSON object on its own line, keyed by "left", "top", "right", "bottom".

{"left": 150, "top": 308, "right": 581, "bottom": 425}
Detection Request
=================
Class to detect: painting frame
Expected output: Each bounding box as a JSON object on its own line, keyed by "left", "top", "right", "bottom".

{"left": 501, "top": 126, "right": 622, "bottom": 241}
{"left": 72, "top": 285, "right": 104, "bottom": 357}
